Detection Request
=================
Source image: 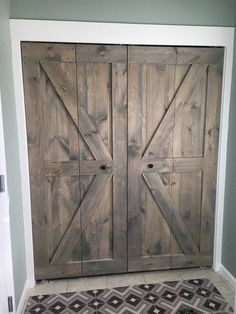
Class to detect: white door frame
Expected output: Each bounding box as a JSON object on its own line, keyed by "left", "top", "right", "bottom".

{"left": 0, "top": 89, "right": 15, "bottom": 313}
{"left": 9, "top": 19, "right": 234, "bottom": 284}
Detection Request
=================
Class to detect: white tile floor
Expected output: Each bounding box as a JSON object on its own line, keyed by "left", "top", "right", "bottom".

{"left": 26, "top": 267, "right": 235, "bottom": 309}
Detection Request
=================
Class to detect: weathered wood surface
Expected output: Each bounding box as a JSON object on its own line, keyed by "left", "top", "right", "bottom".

{"left": 78, "top": 105, "right": 112, "bottom": 160}
{"left": 143, "top": 64, "right": 207, "bottom": 162}
{"left": 128, "top": 46, "right": 223, "bottom": 271}
{"left": 45, "top": 160, "right": 112, "bottom": 176}
{"left": 177, "top": 47, "right": 224, "bottom": 65}
{"left": 128, "top": 62, "right": 144, "bottom": 270}
{"left": 50, "top": 174, "right": 111, "bottom": 264}
{"left": 82, "top": 61, "right": 128, "bottom": 274}
{"left": 201, "top": 64, "right": 222, "bottom": 255}
{"left": 128, "top": 54, "right": 176, "bottom": 271}
{"left": 173, "top": 158, "right": 205, "bottom": 172}
{"left": 76, "top": 45, "right": 128, "bottom": 274}
{"left": 143, "top": 172, "right": 199, "bottom": 255}
{"left": 78, "top": 59, "right": 113, "bottom": 265}
{"left": 22, "top": 42, "right": 76, "bottom": 62}
{"left": 22, "top": 60, "right": 49, "bottom": 267}
{"left": 128, "top": 46, "right": 176, "bottom": 64}
{"left": 40, "top": 61, "right": 78, "bottom": 125}
{"left": 141, "top": 158, "right": 205, "bottom": 173}
{"left": 76, "top": 44, "right": 126, "bottom": 63}
{"left": 22, "top": 43, "right": 223, "bottom": 278}
{"left": 170, "top": 57, "right": 222, "bottom": 268}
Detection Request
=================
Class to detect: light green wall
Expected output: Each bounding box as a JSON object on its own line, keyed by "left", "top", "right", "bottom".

{"left": 222, "top": 27, "right": 236, "bottom": 277}
{"left": 10, "top": 0, "right": 235, "bottom": 26}
{"left": 4, "top": 0, "right": 236, "bottom": 306}
{"left": 0, "top": 0, "right": 26, "bottom": 308}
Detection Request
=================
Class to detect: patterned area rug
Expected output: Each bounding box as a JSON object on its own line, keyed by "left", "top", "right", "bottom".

{"left": 25, "top": 278, "right": 234, "bottom": 313}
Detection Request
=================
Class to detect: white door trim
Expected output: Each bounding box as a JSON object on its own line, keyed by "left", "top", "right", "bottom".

{"left": 0, "top": 89, "right": 15, "bottom": 313}
{"left": 9, "top": 19, "right": 234, "bottom": 284}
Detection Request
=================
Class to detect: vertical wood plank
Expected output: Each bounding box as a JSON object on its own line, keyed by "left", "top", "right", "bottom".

{"left": 142, "top": 64, "right": 175, "bottom": 261}
{"left": 76, "top": 61, "right": 95, "bottom": 261}
{"left": 77, "top": 63, "right": 94, "bottom": 161}
{"left": 172, "top": 65, "right": 191, "bottom": 158}
{"left": 80, "top": 62, "right": 112, "bottom": 262}
{"left": 201, "top": 64, "right": 222, "bottom": 254}
{"left": 128, "top": 62, "right": 143, "bottom": 267}
{"left": 171, "top": 65, "right": 206, "bottom": 261}
{"left": 111, "top": 62, "right": 128, "bottom": 270}
{"left": 77, "top": 45, "right": 128, "bottom": 274}
{"left": 22, "top": 60, "right": 48, "bottom": 265}
{"left": 171, "top": 65, "right": 191, "bottom": 258}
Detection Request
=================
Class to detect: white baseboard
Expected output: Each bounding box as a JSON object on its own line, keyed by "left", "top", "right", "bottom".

{"left": 218, "top": 263, "right": 236, "bottom": 290}
{"left": 16, "top": 279, "right": 35, "bottom": 314}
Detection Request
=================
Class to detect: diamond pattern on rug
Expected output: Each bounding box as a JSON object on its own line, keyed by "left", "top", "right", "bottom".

{"left": 24, "top": 278, "right": 234, "bottom": 313}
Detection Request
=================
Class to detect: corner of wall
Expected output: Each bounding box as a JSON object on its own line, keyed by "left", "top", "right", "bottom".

{"left": 218, "top": 263, "right": 236, "bottom": 290}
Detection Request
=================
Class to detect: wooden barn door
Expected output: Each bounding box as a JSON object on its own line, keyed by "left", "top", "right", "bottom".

{"left": 22, "top": 43, "right": 128, "bottom": 279}
{"left": 22, "top": 42, "right": 223, "bottom": 279}
{"left": 128, "top": 46, "right": 223, "bottom": 271}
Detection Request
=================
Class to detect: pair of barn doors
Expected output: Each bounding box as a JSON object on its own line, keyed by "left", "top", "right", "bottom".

{"left": 22, "top": 43, "right": 223, "bottom": 280}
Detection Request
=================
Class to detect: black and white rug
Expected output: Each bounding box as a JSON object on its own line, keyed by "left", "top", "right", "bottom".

{"left": 25, "top": 278, "right": 234, "bottom": 313}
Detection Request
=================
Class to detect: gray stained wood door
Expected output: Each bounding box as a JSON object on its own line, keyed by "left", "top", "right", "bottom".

{"left": 128, "top": 46, "right": 223, "bottom": 271}
{"left": 22, "top": 43, "right": 223, "bottom": 279}
{"left": 22, "top": 43, "right": 128, "bottom": 279}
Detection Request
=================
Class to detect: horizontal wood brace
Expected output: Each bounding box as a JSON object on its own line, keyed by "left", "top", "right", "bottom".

{"left": 176, "top": 47, "right": 224, "bottom": 65}
{"left": 128, "top": 46, "right": 223, "bottom": 64}
{"left": 44, "top": 160, "right": 113, "bottom": 176}
{"left": 21, "top": 42, "right": 76, "bottom": 62}
{"left": 142, "top": 157, "right": 205, "bottom": 173}
{"left": 128, "top": 46, "right": 176, "bottom": 64}
{"left": 76, "top": 44, "right": 127, "bottom": 63}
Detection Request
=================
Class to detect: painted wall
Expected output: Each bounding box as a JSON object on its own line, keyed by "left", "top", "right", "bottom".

{"left": 0, "top": 0, "right": 27, "bottom": 308}
{"left": 10, "top": 0, "right": 235, "bottom": 26}
{"left": 6, "top": 0, "right": 236, "bottom": 303}
{"left": 222, "top": 29, "right": 236, "bottom": 277}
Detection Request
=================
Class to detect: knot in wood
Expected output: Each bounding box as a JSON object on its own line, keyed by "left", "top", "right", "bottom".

{"left": 97, "top": 45, "right": 107, "bottom": 56}
{"left": 61, "top": 86, "right": 67, "bottom": 92}
{"left": 129, "top": 142, "right": 140, "bottom": 153}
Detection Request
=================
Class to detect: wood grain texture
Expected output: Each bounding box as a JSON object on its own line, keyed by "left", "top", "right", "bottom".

{"left": 50, "top": 175, "right": 111, "bottom": 264}
{"left": 40, "top": 60, "right": 79, "bottom": 126}
{"left": 141, "top": 158, "right": 205, "bottom": 173}
{"left": 45, "top": 160, "right": 112, "bottom": 176}
{"left": 143, "top": 172, "right": 199, "bottom": 255}
{"left": 173, "top": 158, "right": 205, "bottom": 172}
{"left": 170, "top": 61, "right": 222, "bottom": 268}
{"left": 201, "top": 64, "right": 222, "bottom": 255}
{"left": 128, "top": 62, "right": 143, "bottom": 269}
{"left": 35, "top": 263, "right": 82, "bottom": 280}
{"left": 142, "top": 159, "right": 173, "bottom": 173}
{"left": 76, "top": 46, "right": 128, "bottom": 274}
{"left": 76, "top": 44, "right": 126, "bottom": 63}
{"left": 128, "top": 46, "right": 176, "bottom": 64}
{"left": 177, "top": 47, "right": 224, "bottom": 65}
{"left": 22, "top": 60, "right": 49, "bottom": 266}
{"left": 143, "top": 64, "right": 207, "bottom": 162}
{"left": 22, "top": 43, "right": 223, "bottom": 278}
{"left": 79, "top": 60, "right": 113, "bottom": 265}
{"left": 50, "top": 176, "right": 81, "bottom": 262}
{"left": 79, "top": 105, "right": 112, "bottom": 160}
{"left": 173, "top": 67, "right": 207, "bottom": 158}
{"left": 83, "top": 62, "right": 128, "bottom": 274}
{"left": 128, "top": 57, "right": 176, "bottom": 271}
{"left": 22, "top": 42, "right": 76, "bottom": 62}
